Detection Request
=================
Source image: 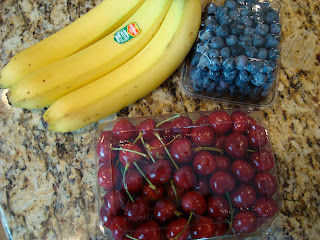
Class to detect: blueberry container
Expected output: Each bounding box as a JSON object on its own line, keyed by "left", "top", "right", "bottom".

{"left": 181, "top": 0, "right": 281, "bottom": 108}
{"left": 95, "top": 109, "right": 281, "bottom": 240}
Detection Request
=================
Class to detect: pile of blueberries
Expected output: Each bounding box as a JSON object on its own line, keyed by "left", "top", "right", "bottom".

{"left": 188, "top": 0, "right": 280, "bottom": 103}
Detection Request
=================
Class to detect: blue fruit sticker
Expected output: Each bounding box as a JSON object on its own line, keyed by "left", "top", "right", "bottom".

{"left": 114, "top": 22, "right": 141, "bottom": 44}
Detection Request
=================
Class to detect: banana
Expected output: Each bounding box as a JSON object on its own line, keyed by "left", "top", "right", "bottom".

{"left": 0, "top": 0, "right": 146, "bottom": 88}
{"left": 7, "top": 0, "right": 173, "bottom": 109}
{"left": 42, "top": 0, "right": 201, "bottom": 133}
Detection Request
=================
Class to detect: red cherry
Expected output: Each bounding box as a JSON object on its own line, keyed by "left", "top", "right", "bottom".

{"left": 137, "top": 119, "right": 156, "bottom": 141}
{"left": 231, "top": 110, "right": 250, "bottom": 133}
{"left": 145, "top": 159, "right": 172, "bottom": 185}
{"left": 112, "top": 119, "right": 137, "bottom": 141}
{"left": 192, "top": 151, "right": 217, "bottom": 176}
{"left": 98, "top": 165, "right": 120, "bottom": 190}
{"left": 254, "top": 172, "right": 278, "bottom": 197}
{"left": 247, "top": 125, "right": 269, "bottom": 149}
{"left": 173, "top": 165, "right": 197, "bottom": 190}
{"left": 231, "top": 160, "right": 255, "bottom": 183}
{"left": 166, "top": 218, "right": 190, "bottom": 240}
{"left": 110, "top": 216, "right": 133, "bottom": 240}
{"left": 170, "top": 138, "right": 194, "bottom": 164}
{"left": 224, "top": 133, "right": 248, "bottom": 159}
{"left": 208, "top": 111, "right": 232, "bottom": 135}
{"left": 157, "top": 121, "right": 174, "bottom": 140}
{"left": 181, "top": 191, "right": 206, "bottom": 215}
{"left": 215, "top": 155, "right": 231, "bottom": 171}
{"left": 153, "top": 199, "right": 177, "bottom": 223}
{"left": 212, "top": 135, "right": 227, "bottom": 149}
{"left": 206, "top": 196, "right": 230, "bottom": 221}
{"left": 248, "top": 116, "right": 258, "bottom": 126}
{"left": 195, "top": 115, "right": 209, "bottom": 125}
{"left": 96, "top": 131, "right": 118, "bottom": 165}
{"left": 191, "top": 216, "right": 216, "bottom": 239}
{"left": 195, "top": 177, "right": 211, "bottom": 196}
{"left": 167, "top": 183, "right": 185, "bottom": 202}
{"left": 133, "top": 220, "right": 161, "bottom": 240}
{"left": 253, "top": 197, "right": 279, "bottom": 219}
{"left": 103, "top": 190, "right": 126, "bottom": 215}
{"left": 233, "top": 211, "right": 257, "bottom": 234}
{"left": 148, "top": 138, "right": 166, "bottom": 160}
{"left": 142, "top": 184, "right": 165, "bottom": 201}
{"left": 230, "top": 184, "right": 257, "bottom": 208}
{"left": 209, "top": 170, "right": 236, "bottom": 195}
{"left": 100, "top": 205, "right": 114, "bottom": 228}
{"left": 171, "top": 116, "right": 193, "bottom": 136}
{"left": 212, "top": 223, "right": 229, "bottom": 237}
{"left": 249, "top": 149, "right": 275, "bottom": 172}
{"left": 124, "top": 198, "right": 151, "bottom": 223}
{"left": 123, "top": 170, "right": 143, "bottom": 194}
{"left": 191, "top": 126, "right": 215, "bottom": 146}
{"left": 119, "top": 143, "right": 144, "bottom": 167}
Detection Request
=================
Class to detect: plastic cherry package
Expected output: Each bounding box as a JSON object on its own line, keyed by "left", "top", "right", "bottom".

{"left": 95, "top": 109, "right": 281, "bottom": 240}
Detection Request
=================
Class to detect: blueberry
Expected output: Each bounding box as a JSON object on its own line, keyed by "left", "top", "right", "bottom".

{"left": 206, "top": 3, "right": 218, "bottom": 16}
{"left": 266, "top": 10, "right": 279, "bottom": 24}
{"left": 225, "top": 0, "right": 237, "bottom": 9}
{"left": 268, "top": 48, "right": 279, "bottom": 60}
{"left": 208, "top": 70, "right": 221, "bottom": 81}
{"left": 245, "top": 46, "right": 257, "bottom": 58}
{"left": 204, "top": 16, "right": 218, "bottom": 27}
{"left": 219, "top": 15, "right": 232, "bottom": 25}
{"left": 262, "top": 60, "right": 276, "bottom": 74}
{"left": 216, "top": 25, "right": 230, "bottom": 37}
{"left": 223, "top": 68, "right": 238, "bottom": 83}
{"left": 260, "top": 1, "right": 272, "bottom": 12}
{"left": 229, "top": 9, "right": 241, "bottom": 20}
{"left": 253, "top": 34, "right": 265, "bottom": 47}
{"left": 246, "top": 60, "right": 264, "bottom": 73}
{"left": 210, "top": 36, "right": 225, "bottom": 49}
{"left": 231, "top": 23, "right": 244, "bottom": 35}
{"left": 265, "top": 34, "right": 279, "bottom": 48}
{"left": 256, "top": 23, "right": 269, "bottom": 36}
{"left": 240, "top": 5, "right": 251, "bottom": 16}
{"left": 270, "top": 23, "right": 281, "bottom": 34}
{"left": 257, "top": 48, "right": 268, "bottom": 60}
{"left": 221, "top": 47, "right": 231, "bottom": 59}
{"left": 230, "top": 45, "right": 244, "bottom": 56}
{"left": 244, "top": 27, "right": 255, "bottom": 36}
{"left": 197, "top": 55, "right": 210, "bottom": 69}
{"left": 238, "top": 35, "right": 252, "bottom": 48}
{"left": 222, "top": 57, "right": 236, "bottom": 71}
{"left": 262, "top": 79, "right": 274, "bottom": 90}
{"left": 198, "top": 29, "right": 213, "bottom": 43}
{"left": 226, "top": 35, "right": 238, "bottom": 46}
{"left": 206, "top": 80, "right": 217, "bottom": 93}
{"left": 239, "top": 84, "right": 253, "bottom": 95}
{"left": 190, "top": 68, "right": 207, "bottom": 80}
{"left": 236, "top": 70, "right": 251, "bottom": 87}
{"left": 237, "top": 0, "right": 246, "bottom": 4}
{"left": 240, "top": 16, "right": 254, "bottom": 27}
{"left": 191, "top": 53, "right": 201, "bottom": 66}
{"left": 236, "top": 55, "right": 248, "bottom": 70}
{"left": 196, "top": 43, "right": 208, "bottom": 54}
{"left": 207, "top": 48, "right": 221, "bottom": 58}
{"left": 216, "top": 80, "right": 229, "bottom": 95}
{"left": 251, "top": 72, "right": 267, "bottom": 86}
{"left": 249, "top": 86, "right": 261, "bottom": 99}
{"left": 217, "top": 6, "right": 229, "bottom": 19}
{"left": 252, "top": 15, "right": 265, "bottom": 26}
{"left": 193, "top": 80, "right": 205, "bottom": 92}
{"left": 229, "top": 83, "right": 239, "bottom": 97}
{"left": 208, "top": 57, "right": 222, "bottom": 71}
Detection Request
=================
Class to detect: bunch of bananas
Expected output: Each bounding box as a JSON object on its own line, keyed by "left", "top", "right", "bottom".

{"left": 0, "top": 0, "right": 201, "bottom": 132}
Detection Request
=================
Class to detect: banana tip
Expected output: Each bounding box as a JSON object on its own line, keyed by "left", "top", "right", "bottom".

{"left": 5, "top": 91, "right": 12, "bottom": 106}
{"left": 41, "top": 117, "right": 48, "bottom": 130}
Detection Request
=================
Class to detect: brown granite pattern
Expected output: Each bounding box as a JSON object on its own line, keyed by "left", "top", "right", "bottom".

{"left": 0, "top": 0, "right": 320, "bottom": 239}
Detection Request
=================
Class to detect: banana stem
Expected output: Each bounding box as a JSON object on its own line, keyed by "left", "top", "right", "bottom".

{"left": 156, "top": 114, "right": 180, "bottom": 128}
{"left": 155, "top": 132, "right": 179, "bottom": 170}
{"left": 133, "top": 162, "right": 157, "bottom": 191}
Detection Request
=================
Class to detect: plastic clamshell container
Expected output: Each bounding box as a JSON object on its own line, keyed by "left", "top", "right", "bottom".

{"left": 95, "top": 109, "right": 281, "bottom": 240}
{"left": 181, "top": 0, "right": 282, "bottom": 108}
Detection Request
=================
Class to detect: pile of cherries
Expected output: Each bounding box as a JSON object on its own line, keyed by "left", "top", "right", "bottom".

{"left": 97, "top": 110, "right": 279, "bottom": 240}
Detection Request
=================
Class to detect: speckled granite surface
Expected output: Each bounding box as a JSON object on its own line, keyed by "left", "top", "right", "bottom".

{"left": 0, "top": 0, "right": 319, "bottom": 239}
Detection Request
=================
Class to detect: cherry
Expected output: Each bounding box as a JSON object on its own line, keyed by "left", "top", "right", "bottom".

{"left": 254, "top": 172, "right": 278, "bottom": 197}
{"left": 137, "top": 119, "right": 156, "bottom": 142}
{"left": 166, "top": 217, "right": 191, "bottom": 240}
{"left": 231, "top": 160, "right": 255, "bottom": 183}
{"left": 133, "top": 220, "right": 161, "bottom": 240}
{"left": 253, "top": 197, "right": 279, "bottom": 220}
{"left": 212, "top": 223, "right": 229, "bottom": 237}
{"left": 157, "top": 121, "right": 174, "bottom": 140}
{"left": 230, "top": 184, "right": 257, "bottom": 208}
{"left": 119, "top": 143, "right": 145, "bottom": 167}
{"left": 247, "top": 125, "right": 268, "bottom": 149}
{"left": 149, "top": 138, "right": 166, "bottom": 159}
{"left": 208, "top": 111, "right": 232, "bottom": 135}
{"left": 171, "top": 116, "right": 193, "bottom": 136}
{"left": 192, "top": 151, "right": 217, "bottom": 176}
{"left": 170, "top": 138, "right": 194, "bottom": 164}
{"left": 112, "top": 119, "right": 137, "bottom": 141}
{"left": 103, "top": 190, "right": 126, "bottom": 215}
{"left": 142, "top": 184, "right": 165, "bottom": 201}
{"left": 96, "top": 131, "right": 118, "bottom": 165}
{"left": 248, "top": 116, "right": 258, "bottom": 126}
{"left": 215, "top": 155, "right": 231, "bottom": 171}
{"left": 154, "top": 199, "right": 177, "bottom": 223}
{"left": 195, "top": 115, "right": 209, "bottom": 125}
{"left": 145, "top": 159, "right": 172, "bottom": 185}
{"left": 212, "top": 135, "right": 227, "bottom": 149}
{"left": 209, "top": 170, "right": 236, "bottom": 195}
{"left": 181, "top": 191, "right": 206, "bottom": 215}
{"left": 167, "top": 182, "right": 185, "bottom": 203}
{"left": 232, "top": 211, "right": 257, "bottom": 234}
{"left": 195, "top": 177, "right": 210, "bottom": 196}
{"left": 207, "top": 196, "right": 230, "bottom": 221}
{"left": 100, "top": 205, "right": 114, "bottom": 228}
{"left": 191, "top": 216, "right": 216, "bottom": 239}
{"left": 124, "top": 198, "right": 151, "bottom": 223}
{"left": 249, "top": 149, "right": 275, "bottom": 172}
{"left": 98, "top": 165, "right": 120, "bottom": 190}
{"left": 231, "top": 110, "right": 250, "bottom": 133}
{"left": 224, "top": 133, "right": 248, "bottom": 159}
{"left": 174, "top": 165, "right": 197, "bottom": 190}
{"left": 191, "top": 126, "right": 215, "bottom": 146}
{"left": 123, "top": 170, "right": 143, "bottom": 194}
{"left": 110, "top": 216, "right": 133, "bottom": 240}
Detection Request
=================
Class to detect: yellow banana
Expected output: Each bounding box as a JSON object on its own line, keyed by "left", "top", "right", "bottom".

{"left": 42, "top": 0, "right": 201, "bottom": 133}
{"left": 0, "top": 0, "right": 146, "bottom": 88}
{"left": 7, "top": 0, "right": 173, "bottom": 109}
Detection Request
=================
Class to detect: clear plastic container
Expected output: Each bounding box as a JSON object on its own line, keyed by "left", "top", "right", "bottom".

{"left": 181, "top": 0, "right": 281, "bottom": 108}
{"left": 95, "top": 109, "right": 281, "bottom": 240}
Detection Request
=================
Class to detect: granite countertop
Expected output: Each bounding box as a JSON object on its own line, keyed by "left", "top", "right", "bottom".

{"left": 0, "top": 0, "right": 319, "bottom": 239}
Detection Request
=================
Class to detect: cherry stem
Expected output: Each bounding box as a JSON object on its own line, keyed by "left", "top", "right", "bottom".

{"left": 174, "top": 211, "right": 183, "bottom": 217}
{"left": 132, "top": 131, "right": 143, "bottom": 145}
{"left": 140, "top": 136, "right": 156, "bottom": 163}
{"left": 170, "top": 179, "right": 179, "bottom": 209}
{"left": 123, "top": 163, "right": 135, "bottom": 203}
{"left": 111, "top": 147, "right": 149, "bottom": 159}
{"left": 133, "top": 162, "right": 157, "bottom": 191}
{"left": 194, "top": 146, "right": 224, "bottom": 153}
{"left": 125, "top": 235, "right": 139, "bottom": 240}
{"left": 226, "top": 191, "right": 236, "bottom": 235}
{"left": 156, "top": 114, "right": 180, "bottom": 128}
{"left": 155, "top": 132, "right": 179, "bottom": 170}
{"left": 171, "top": 211, "right": 193, "bottom": 240}
{"left": 149, "top": 135, "right": 179, "bottom": 150}
{"left": 247, "top": 149, "right": 255, "bottom": 153}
